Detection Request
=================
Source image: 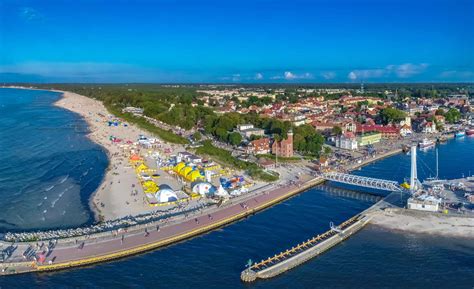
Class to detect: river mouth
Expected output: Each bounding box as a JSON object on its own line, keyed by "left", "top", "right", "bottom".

{"left": 0, "top": 88, "right": 108, "bottom": 232}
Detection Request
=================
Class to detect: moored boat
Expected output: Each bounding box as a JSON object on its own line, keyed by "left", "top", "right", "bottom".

{"left": 455, "top": 131, "right": 466, "bottom": 138}
{"left": 418, "top": 138, "right": 435, "bottom": 148}
{"left": 466, "top": 129, "right": 474, "bottom": 136}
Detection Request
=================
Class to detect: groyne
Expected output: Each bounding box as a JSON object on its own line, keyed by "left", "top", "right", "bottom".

{"left": 241, "top": 214, "right": 371, "bottom": 282}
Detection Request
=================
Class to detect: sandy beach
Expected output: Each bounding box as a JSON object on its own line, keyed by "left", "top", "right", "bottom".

{"left": 54, "top": 91, "right": 155, "bottom": 221}
{"left": 371, "top": 208, "right": 474, "bottom": 238}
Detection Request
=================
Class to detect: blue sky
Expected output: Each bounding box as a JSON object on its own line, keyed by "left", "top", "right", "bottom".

{"left": 0, "top": 0, "right": 473, "bottom": 83}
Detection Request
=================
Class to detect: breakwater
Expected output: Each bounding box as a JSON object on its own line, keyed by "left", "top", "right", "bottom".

{"left": 240, "top": 213, "right": 371, "bottom": 282}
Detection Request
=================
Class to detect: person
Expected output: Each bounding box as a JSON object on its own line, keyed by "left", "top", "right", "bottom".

{"left": 121, "top": 235, "right": 124, "bottom": 244}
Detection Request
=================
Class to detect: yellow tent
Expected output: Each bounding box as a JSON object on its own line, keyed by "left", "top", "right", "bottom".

{"left": 174, "top": 162, "right": 186, "bottom": 173}
{"left": 180, "top": 166, "right": 193, "bottom": 178}
{"left": 187, "top": 170, "right": 204, "bottom": 182}
{"left": 136, "top": 163, "right": 149, "bottom": 173}
{"left": 142, "top": 180, "right": 158, "bottom": 193}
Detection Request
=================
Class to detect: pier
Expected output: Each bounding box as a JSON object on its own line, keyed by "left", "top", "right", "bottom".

{"left": 241, "top": 214, "right": 372, "bottom": 282}
{"left": 240, "top": 190, "right": 404, "bottom": 282}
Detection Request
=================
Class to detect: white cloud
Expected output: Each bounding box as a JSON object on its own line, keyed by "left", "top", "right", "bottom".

{"left": 278, "top": 71, "right": 313, "bottom": 80}
{"left": 321, "top": 71, "right": 336, "bottom": 80}
{"left": 284, "top": 71, "right": 296, "bottom": 80}
{"left": 389, "top": 63, "right": 428, "bottom": 78}
{"left": 19, "top": 7, "right": 43, "bottom": 22}
{"left": 347, "top": 63, "right": 428, "bottom": 80}
{"left": 348, "top": 71, "right": 357, "bottom": 80}
{"left": 255, "top": 73, "right": 263, "bottom": 80}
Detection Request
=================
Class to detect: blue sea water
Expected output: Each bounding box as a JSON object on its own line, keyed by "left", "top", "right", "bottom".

{"left": 0, "top": 88, "right": 108, "bottom": 231}
{"left": 0, "top": 88, "right": 473, "bottom": 288}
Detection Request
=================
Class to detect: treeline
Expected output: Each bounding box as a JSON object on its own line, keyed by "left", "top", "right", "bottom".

{"left": 33, "top": 84, "right": 325, "bottom": 156}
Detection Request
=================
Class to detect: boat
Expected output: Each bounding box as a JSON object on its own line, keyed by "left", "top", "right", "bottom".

{"left": 418, "top": 138, "right": 435, "bottom": 149}
{"left": 437, "top": 136, "right": 447, "bottom": 143}
{"left": 466, "top": 129, "right": 474, "bottom": 136}
{"left": 455, "top": 131, "right": 465, "bottom": 138}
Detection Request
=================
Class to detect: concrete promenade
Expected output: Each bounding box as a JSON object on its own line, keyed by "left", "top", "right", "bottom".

{"left": 0, "top": 177, "right": 324, "bottom": 275}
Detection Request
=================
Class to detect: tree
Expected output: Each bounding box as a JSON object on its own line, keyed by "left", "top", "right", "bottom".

{"left": 445, "top": 108, "right": 461, "bottom": 124}
{"left": 332, "top": 126, "right": 343, "bottom": 136}
{"left": 215, "top": 128, "right": 228, "bottom": 142}
{"left": 192, "top": 131, "right": 202, "bottom": 142}
{"left": 323, "top": 146, "right": 332, "bottom": 156}
{"left": 228, "top": 132, "right": 243, "bottom": 146}
{"left": 379, "top": 107, "right": 406, "bottom": 124}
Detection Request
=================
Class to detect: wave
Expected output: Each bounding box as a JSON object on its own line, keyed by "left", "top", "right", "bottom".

{"left": 59, "top": 175, "right": 69, "bottom": 184}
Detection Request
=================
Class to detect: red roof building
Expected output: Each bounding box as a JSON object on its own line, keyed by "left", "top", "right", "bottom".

{"left": 247, "top": 138, "right": 271, "bottom": 155}
{"left": 356, "top": 124, "right": 400, "bottom": 138}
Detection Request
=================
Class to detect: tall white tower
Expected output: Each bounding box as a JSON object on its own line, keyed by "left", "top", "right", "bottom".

{"left": 410, "top": 145, "right": 418, "bottom": 193}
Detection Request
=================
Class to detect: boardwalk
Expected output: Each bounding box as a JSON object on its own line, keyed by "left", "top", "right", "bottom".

{"left": 0, "top": 178, "right": 324, "bottom": 275}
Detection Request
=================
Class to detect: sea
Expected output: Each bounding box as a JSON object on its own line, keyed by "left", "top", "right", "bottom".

{"left": 0, "top": 88, "right": 473, "bottom": 288}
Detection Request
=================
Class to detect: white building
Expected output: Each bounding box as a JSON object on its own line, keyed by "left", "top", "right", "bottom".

{"left": 421, "top": 122, "right": 437, "bottom": 134}
{"left": 237, "top": 124, "right": 254, "bottom": 131}
{"left": 292, "top": 115, "right": 307, "bottom": 127}
{"left": 407, "top": 195, "right": 441, "bottom": 212}
{"left": 335, "top": 132, "right": 358, "bottom": 150}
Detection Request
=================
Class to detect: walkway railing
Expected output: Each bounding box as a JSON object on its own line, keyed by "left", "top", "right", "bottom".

{"left": 323, "top": 172, "right": 402, "bottom": 192}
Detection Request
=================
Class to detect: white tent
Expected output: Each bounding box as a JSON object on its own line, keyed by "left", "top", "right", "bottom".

{"left": 192, "top": 182, "right": 216, "bottom": 196}
{"left": 155, "top": 185, "right": 178, "bottom": 203}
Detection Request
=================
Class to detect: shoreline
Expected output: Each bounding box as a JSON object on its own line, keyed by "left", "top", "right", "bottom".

{"left": 52, "top": 90, "right": 154, "bottom": 222}
{"left": 1, "top": 86, "right": 128, "bottom": 222}
{"left": 0, "top": 87, "right": 470, "bottom": 275}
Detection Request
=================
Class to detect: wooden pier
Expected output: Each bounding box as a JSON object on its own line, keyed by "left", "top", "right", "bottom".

{"left": 241, "top": 214, "right": 371, "bottom": 282}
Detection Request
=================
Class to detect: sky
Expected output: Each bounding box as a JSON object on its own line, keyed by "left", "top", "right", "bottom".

{"left": 0, "top": 0, "right": 473, "bottom": 83}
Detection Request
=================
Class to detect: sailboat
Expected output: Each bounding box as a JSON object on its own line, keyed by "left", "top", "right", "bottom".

{"left": 423, "top": 148, "right": 446, "bottom": 186}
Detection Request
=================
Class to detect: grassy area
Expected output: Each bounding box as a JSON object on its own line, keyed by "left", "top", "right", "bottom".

{"left": 106, "top": 104, "right": 189, "bottom": 145}
{"left": 195, "top": 141, "right": 278, "bottom": 182}
{"left": 257, "top": 154, "right": 301, "bottom": 162}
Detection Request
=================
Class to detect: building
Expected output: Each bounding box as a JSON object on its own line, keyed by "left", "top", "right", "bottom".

{"left": 237, "top": 124, "right": 254, "bottom": 131}
{"left": 400, "top": 124, "right": 413, "bottom": 137}
{"left": 292, "top": 115, "right": 307, "bottom": 127}
{"left": 246, "top": 138, "right": 271, "bottom": 155}
{"left": 272, "top": 130, "right": 294, "bottom": 157}
{"left": 357, "top": 124, "right": 400, "bottom": 139}
{"left": 122, "top": 106, "right": 144, "bottom": 116}
{"left": 357, "top": 132, "right": 381, "bottom": 146}
{"left": 335, "top": 132, "right": 358, "bottom": 150}
{"left": 241, "top": 128, "right": 265, "bottom": 138}
{"left": 177, "top": 152, "right": 202, "bottom": 164}
{"left": 258, "top": 158, "right": 276, "bottom": 169}
{"left": 407, "top": 195, "right": 441, "bottom": 212}
{"left": 421, "top": 122, "right": 437, "bottom": 134}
